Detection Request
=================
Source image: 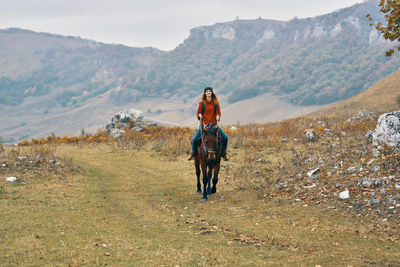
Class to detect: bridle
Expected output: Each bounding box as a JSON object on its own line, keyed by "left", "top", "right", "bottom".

{"left": 199, "top": 119, "right": 220, "bottom": 158}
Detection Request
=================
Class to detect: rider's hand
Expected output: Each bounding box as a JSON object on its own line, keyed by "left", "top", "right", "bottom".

{"left": 198, "top": 114, "right": 203, "bottom": 120}
{"left": 216, "top": 115, "right": 220, "bottom": 122}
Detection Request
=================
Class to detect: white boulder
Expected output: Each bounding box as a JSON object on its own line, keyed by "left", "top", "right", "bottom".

{"left": 304, "top": 129, "right": 319, "bottom": 141}
{"left": 339, "top": 190, "right": 350, "bottom": 200}
{"left": 6, "top": 176, "right": 17, "bottom": 182}
{"left": 372, "top": 111, "right": 400, "bottom": 146}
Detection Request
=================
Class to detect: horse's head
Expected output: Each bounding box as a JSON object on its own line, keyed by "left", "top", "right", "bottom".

{"left": 202, "top": 124, "right": 219, "bottom": 160}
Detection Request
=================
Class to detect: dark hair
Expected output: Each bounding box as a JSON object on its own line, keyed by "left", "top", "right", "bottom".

{"left": 204, "top": 87, "right": 213, "bottom": 93}
{"left": 201, "top": 89, "right": 219, "bottom": 105}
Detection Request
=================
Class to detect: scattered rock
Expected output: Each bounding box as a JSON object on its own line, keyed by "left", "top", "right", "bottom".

{"left": 6, "top": 176, "right": 17, "bottom": 182}
{"left": 368, "top": 198, "right": 379, "bottom": 205}
{"left": 373, "top": 178, "right": 387, "bottom": 188}
{"left": 370, "top": 165, "right": 380, "bottom": 174}
{"left": 347, "top": 109, "right": 376, "bottom": 122}
{"left": 281, "top": 138, "right": 289, "bottom": 143}
{"left": 334, "top": 161, "right": 343, "bottom": 168}
{"left": 304, "top": 157, "right": 314, "bottom": 164}
{"left": 395, "top": 183, "right": 400, "bottom": 190}
{"left": 339, "top": 190, "right": 350, "bottom": 200}
{"left": 304, "top": 129, "right": 319, "bottom": 141}
{"left": 357, "top": 178, "right": 372, "bottom": 188}
{"left": 341, "top": 131, "right": 347, "bottom": 137}
{"left": 372, "top": 111, "right": 400, "bottom": 146}
{"left": 323, "top": 129, "right": 334, "bottom": 135}
{"left": 304, "top": 183, "right": 317, "bottom": 189}
{"left": 372, "top": 148, "right": 380, "bottom": 157}
{"left": 346, "top": 166, "right": 357, "bottom": 174}
{"left": 307, "top": 168, "right": 320, "bottom": 179}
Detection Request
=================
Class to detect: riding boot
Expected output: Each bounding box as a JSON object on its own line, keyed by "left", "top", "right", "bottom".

{"left": 221, "top": 148, "right": 230, "bottom": 161}
{"left": 187, "top": 151, "right": 194, "bottom": 161}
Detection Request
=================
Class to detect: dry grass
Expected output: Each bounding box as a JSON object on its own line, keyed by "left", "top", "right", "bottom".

{"left": 3, "top": 111, "right": 400, "bottom": 265}
{"left": 310, "top": 69, "right": 400, "bottom": 118}
{"left": 1, "top": 143, "right": 399, "bottom": 265}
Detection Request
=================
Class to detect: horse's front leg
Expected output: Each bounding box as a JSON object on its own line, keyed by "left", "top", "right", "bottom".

{"left": 195, "top": 157, "right": 201, "bottom": 193}
{"left": 201, "top": 161, "right": 208, "bottom": 202}
{"left": 211, "top": 160, "right": 220, "bottom": 194}
{"left": 207, "top": 161, "right": 214, "bottom": 195}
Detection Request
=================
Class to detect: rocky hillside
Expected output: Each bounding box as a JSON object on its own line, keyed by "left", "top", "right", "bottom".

{"left": 119, "top": 0, "right": 400, "bottom": 105}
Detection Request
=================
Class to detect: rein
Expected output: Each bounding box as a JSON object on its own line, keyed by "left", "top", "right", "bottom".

{"left": 199, "top": 119, "right": 220, "bottom": 157}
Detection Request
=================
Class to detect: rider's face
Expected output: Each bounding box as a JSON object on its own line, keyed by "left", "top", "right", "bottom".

{"left": 205, "top": 90, "right": 212, "bottom": 97}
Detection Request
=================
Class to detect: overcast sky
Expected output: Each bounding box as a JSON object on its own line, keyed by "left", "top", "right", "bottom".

{"left": 0, "top": 0, "right": 364, "bottom": 51}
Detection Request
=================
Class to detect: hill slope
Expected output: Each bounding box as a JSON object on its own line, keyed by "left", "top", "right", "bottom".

{"left": 310, "top": 69, "right": 400, "bottom": 117}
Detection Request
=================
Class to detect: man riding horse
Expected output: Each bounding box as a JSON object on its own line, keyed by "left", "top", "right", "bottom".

{"left": 187, "top": 87, "right": 229, "bottom": 161}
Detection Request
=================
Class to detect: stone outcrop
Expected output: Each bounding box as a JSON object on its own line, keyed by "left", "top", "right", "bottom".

{"left": 346, "top": 109, "right": 376, "bottom": 122}
{"left": 105, "top": 109, "right": 158, "bottom": 138}
{"left": 372, "top": 111, "right": 400, "bottom": 146}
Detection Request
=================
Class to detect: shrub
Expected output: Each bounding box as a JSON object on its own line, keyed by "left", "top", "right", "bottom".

{"left": 30, "top": 144, "right": 57, "bottom": 160}
{"left": 0, "top": 135, "right": 3, "bottom": 153}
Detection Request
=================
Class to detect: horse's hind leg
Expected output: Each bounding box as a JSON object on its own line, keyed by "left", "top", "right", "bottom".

{"left": 195, "top": 157, "right": 201, "bottom": 193}
{"left": 211, "top": 161, "right": 220, "bottom": 194}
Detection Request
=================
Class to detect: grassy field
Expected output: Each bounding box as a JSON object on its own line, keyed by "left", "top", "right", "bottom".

{"left": 1, "top": 141, "right": 399, "bottom": 266}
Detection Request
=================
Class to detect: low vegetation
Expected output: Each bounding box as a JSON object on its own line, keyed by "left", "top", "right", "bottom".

{"left": 2, "top": 112, "right": 399, "bottom": 265}
{"left": 0, "top": 135, "right": 4, "bottom": 153}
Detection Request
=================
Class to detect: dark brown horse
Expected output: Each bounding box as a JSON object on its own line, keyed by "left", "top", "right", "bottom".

{"left": 194, "top": 123, "right": 222, "bottom": 202}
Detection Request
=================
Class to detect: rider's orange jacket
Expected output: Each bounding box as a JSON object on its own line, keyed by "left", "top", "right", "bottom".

{"left": 196, "top": 99, "right": 221, "bottom": 125}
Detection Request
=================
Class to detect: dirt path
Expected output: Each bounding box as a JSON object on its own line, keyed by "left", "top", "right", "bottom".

{"left": 60, "top": 146, "right": 298, "bottom": 265}
{"left": 1, "top": 144, "right": 399, "bottom": 266}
